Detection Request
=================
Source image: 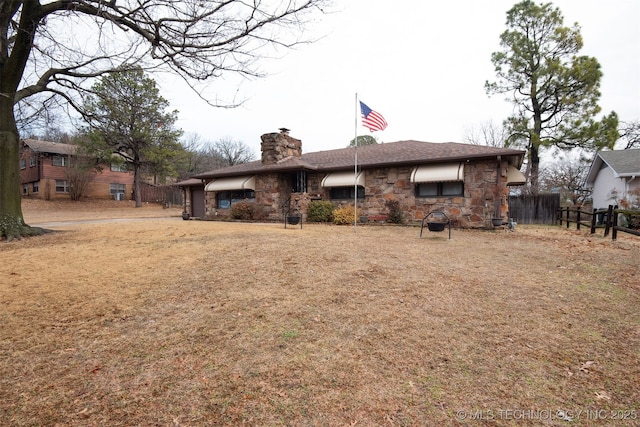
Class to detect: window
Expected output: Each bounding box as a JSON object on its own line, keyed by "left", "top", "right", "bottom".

{"left": 55, "top": 180, "right": 69, "bottom": 193}
{"left": 52, "top": 155, "right": 68, "bottom": 167}
{"left": 111, "top": 163, "right": 127, "bottom": 172}
{"left": 416, "top": 181, "right": 464, "bottom": 197}
{"left": 217, "top": 189, "right": 255, "bottom": 209}
{"left": 110, "top": 183, "right": 126, "bottom": 200}
{"left": 330, "top": 186, "right": 365, "bottom": 200}
{"left": 20, "top": 159, "right": 26, "bottom": 169}
{"left": 33, "top": 181, "right": 39, "bottom": 193}
{"left": 29, "top": 156, "right": 36, "bottom": 167}
{"left": 291, "top": 171, "right": 307, "bottom": 193}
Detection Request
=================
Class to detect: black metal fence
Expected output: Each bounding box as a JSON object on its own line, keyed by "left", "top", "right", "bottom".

{"left": 508, "top": 193, "right": 560, "bottom": 224}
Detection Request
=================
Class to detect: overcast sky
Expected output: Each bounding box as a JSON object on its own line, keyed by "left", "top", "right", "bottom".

{"left": 158, "top": 0, "right": 640, "bottom": 157}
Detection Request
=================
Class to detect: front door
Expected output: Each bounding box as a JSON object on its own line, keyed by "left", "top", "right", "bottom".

{"left": 191, "top": 187, "right": 205, "bottom": 217}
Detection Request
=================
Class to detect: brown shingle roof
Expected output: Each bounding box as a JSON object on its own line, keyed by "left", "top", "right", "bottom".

{"left": 21, "top": 139, "right": 77, "bottom": 155}
{"left": 194, "top": 140, "right": 525, "bottom": 179}
{"left": 173, "top": 178, "right": 204, "bottom": 187}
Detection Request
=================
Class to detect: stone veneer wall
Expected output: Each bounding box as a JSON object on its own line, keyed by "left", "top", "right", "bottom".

{"left": 255, "top": 173, "right": 289, "bottom": 221}
{"left": 359, "top": 159, "right": 509, "bottom": 228}
{"left": 260, "top": 132, "right": 302, "bottom": 164}
{"left": 203, "top": 172, "right": 314, "bottom": 221}
{"left": 253, "top": 173, "right": 328, "bottom": 221}
{"left": 202, "top": 157, "right": 512, "bottom": 228}
{"left": 301, "top": 158, "right": 509, "bottom": 228}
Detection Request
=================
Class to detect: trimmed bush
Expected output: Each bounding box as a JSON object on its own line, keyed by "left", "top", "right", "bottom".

{"left": 230, "top": 201, "right": 253, "bottom": 220}
{"left": 307, "top": 200, "right": 334, "bottom": 222}
{"left": 333, "top": 206, "right": 359, "bottom": 225}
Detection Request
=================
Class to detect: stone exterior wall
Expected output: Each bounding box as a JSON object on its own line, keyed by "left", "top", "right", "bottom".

{"left": 299, "top": 158, "right": 510, "bottom": 228}
{"left": 255, "top": 173, "right": 289, "bottom": 220}
{"left": 355, "top": 159, "right": 509, "bottom": 228}
{"left": 204, "top": 172, "right": 302, "bottom": 220}
{"left": 201, "top": 155, "right": 512, "bottom": 228}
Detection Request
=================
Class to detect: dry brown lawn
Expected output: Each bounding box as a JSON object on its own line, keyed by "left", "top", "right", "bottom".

{"left": 1, "top": 199, "right": 639, "bottom": 426}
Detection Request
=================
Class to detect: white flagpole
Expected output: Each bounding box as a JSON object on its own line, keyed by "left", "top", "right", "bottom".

{"left": 354, "top": 93, "right": 359, "bottom": 232}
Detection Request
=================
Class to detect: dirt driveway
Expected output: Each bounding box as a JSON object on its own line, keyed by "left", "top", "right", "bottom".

{"left": 2, "top": 198, "right": 638, "bottom": 426}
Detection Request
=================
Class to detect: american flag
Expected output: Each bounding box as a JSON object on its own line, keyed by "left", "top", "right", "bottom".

{"left": 359, "top": 101, "right": 388, "bottom": 132}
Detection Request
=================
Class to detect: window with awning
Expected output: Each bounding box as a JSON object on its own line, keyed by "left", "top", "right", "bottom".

{"left": 321, "top": 171, "right": 365, "bottom": 188}
{"left": 506, "top": 165, "right": 526, "bottom": 186}
{"left": 205, "top": 175, "right": 256, "bottom": 192}
{"left": 410, "top": 163, "right": 464, "bottom": 183}
{"left": 412, "top": 163, "right": 465, "bottom": 197}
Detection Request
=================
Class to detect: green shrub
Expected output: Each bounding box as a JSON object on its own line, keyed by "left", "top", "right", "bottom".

{"left": 333, "top": 206, "right": 359, "bottom": 225}
{"left": 307, "top": 200, "right": 335, "bottom": 222}
{"left": 385, "top": 199, "right": 404, "bottom": 224}
{"left": 230, "top": 201, "right": 254, "bottom": 220}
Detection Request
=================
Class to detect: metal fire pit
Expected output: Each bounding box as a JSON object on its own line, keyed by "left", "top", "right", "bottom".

{"left": 420, "top": 211, "right": 451, "bottom": 239}
{"left": 284, "top": 209, "right": 302, "bottom": 229}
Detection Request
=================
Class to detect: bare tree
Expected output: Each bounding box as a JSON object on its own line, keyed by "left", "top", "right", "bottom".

{"left": 0, "top": 0, "right": 329, "bottom": 240}
{"left": 178, "top": 133, "right": 227, "bottom": 178}
{"left": 539, "top": 153, "right": 591, "bottom": 205}
{"left": 213, "top": 137, "right": 255, "bottom": 166}
{"left": 179, "top": 133, "right": 209, "bottom": 179}
{"left": 619, "top": 121, "right": 640, "bottom": 150}
{"left": 66, "top": 151, "right": 98, "bottom": 201}
{"left": 463, "top": 120, "right": 511, "bottom": 147}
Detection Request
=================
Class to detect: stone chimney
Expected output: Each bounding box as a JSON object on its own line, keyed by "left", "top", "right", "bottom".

{"left": 260, "top": 128, "right": 302, "bottom": 165}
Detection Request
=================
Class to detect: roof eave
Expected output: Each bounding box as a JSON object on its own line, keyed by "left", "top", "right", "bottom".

{"left": 193, "top": 164, "right": 319, "bottom": 180}
{"left": 357, "top": 151, "right": 525, "bottom": 170}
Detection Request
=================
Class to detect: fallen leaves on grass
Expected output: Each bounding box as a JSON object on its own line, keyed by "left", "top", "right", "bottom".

{"left": 1, "top": 205, "right": 639, "bottom": 426}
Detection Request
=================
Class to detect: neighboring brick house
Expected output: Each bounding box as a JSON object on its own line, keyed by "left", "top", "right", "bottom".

{"left": 181, "top": 130, "right": 526, "bottom": 228}
{"left": 19, "top": 139, "right": 134, "bottom": 200}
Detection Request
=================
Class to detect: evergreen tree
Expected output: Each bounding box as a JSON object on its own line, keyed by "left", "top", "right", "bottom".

{"left": 83, "top": 68, "right": 183, "bottom": 207}
{"left": 486, "top": 0, "right": 618, "bottom": 193}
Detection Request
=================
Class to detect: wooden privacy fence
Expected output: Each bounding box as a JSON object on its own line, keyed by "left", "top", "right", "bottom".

{"left": 508, "top": 194, "right": 560, "bottom": 224}
{"left": 139, "top": 183, "right": 182, "bottom": 206}
{"left": 557, "top": 204, "right": 640, "bottom": 240}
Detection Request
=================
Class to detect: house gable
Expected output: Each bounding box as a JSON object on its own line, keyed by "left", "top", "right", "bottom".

{"left": 587, "top": 149, "right": 640, "bottom": 208}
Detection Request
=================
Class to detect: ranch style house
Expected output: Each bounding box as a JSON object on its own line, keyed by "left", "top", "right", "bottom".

{"left": 19, "top": 139, "right": 134, "bottom": 201}
{"left": 179, "top": 130, "right": 527, "bottom": 228}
